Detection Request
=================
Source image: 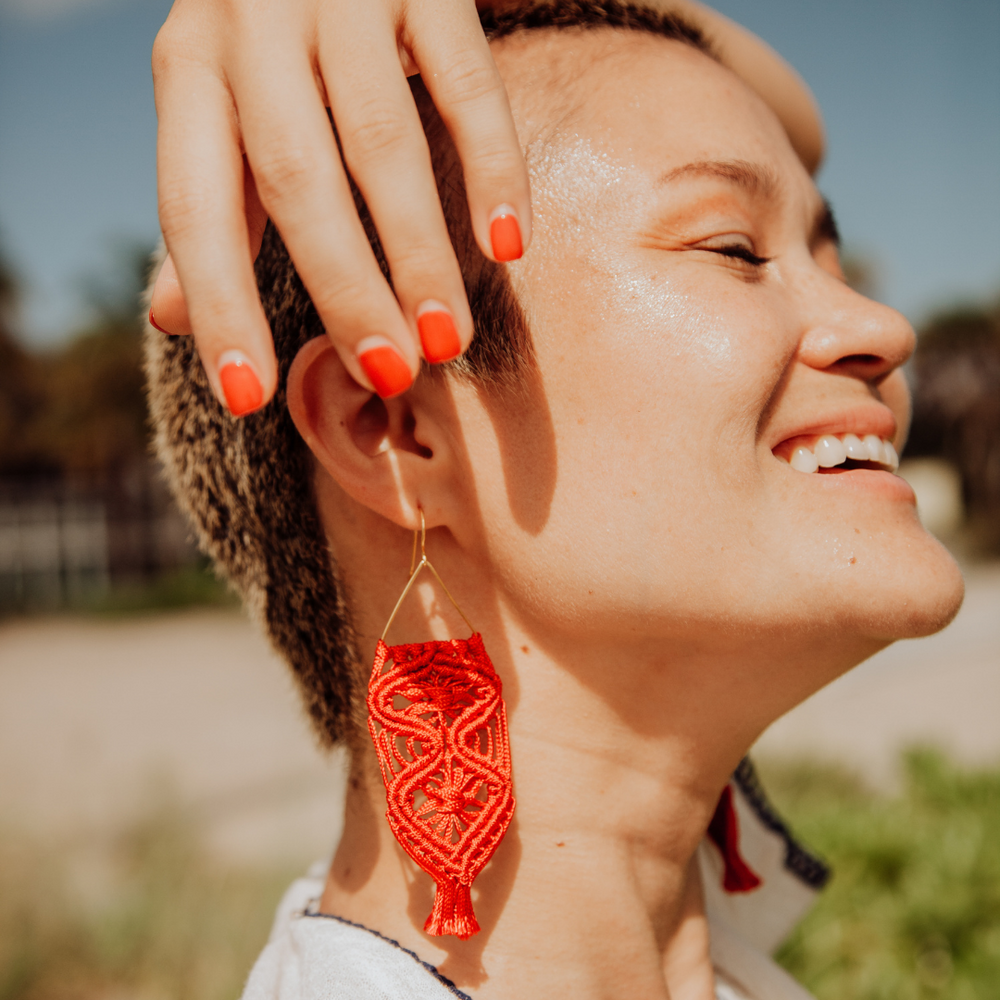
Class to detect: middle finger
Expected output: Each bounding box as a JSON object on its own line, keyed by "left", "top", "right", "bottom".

{"left": 318, "top": 1, "right": 475, "bottom": 364}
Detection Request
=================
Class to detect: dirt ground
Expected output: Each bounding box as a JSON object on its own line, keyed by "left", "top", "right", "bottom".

{"left": 1, "top": 563, "right": 998, "bottom": 865}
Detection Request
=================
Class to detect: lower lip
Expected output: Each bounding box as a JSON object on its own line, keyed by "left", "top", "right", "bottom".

{"left": 808, "top": 466, "right": 916, "bottom": 502}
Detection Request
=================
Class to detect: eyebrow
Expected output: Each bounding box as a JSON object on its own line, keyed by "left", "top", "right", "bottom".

{"left": 657, "top": 159, "right": 781, "bottom": 200}
{"left": 658, "top": 158, "right": 842, "bottom": 248}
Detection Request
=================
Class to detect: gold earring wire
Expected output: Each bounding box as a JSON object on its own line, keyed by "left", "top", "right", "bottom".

{"left": 380, "top": 510, "right": 475, "bottom": 641}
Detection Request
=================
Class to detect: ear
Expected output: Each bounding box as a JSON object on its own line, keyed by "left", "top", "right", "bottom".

{"left": 287, "top": 337, "right": 455, "bottom": 530}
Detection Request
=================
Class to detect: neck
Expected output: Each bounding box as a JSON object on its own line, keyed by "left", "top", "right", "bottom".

{"left": 313, "top": 486, "right": 879, "bottom": 997}
{"left": 318, "top": 616, "right": 772, "bottom": 1000}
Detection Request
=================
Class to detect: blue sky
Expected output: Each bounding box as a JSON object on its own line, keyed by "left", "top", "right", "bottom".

{"left": 1, "top": 0, "right": 997, "bottom": 345}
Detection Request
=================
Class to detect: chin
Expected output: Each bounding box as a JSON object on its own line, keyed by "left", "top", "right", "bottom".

{"left": 850, "top": 531, "right": 965, "bottom": 642}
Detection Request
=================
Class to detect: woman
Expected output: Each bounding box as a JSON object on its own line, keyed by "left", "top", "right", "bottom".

{"left": 145, "top": 5, "right": 964, "bottom": 998}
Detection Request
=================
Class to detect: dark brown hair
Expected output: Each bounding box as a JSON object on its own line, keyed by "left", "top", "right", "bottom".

{"left": 144, "top": 1, "right": 708, "bottom": 747}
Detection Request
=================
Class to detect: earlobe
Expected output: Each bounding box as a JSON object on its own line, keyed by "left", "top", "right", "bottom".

{"left": 286, "top": 337, "right": 441, "bottom": 529}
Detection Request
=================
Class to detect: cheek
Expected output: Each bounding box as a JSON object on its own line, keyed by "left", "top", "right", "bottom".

{"left": 476, "top": 252, "right": 800, "bottom": 618}
{"left": 528, "top": 247, "right": 793, "bottom": 468}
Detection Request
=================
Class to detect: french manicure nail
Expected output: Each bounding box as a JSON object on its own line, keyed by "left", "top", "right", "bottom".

{"left": 416, "top": 303, "right": 461, "bottom": 364}
{"left": 218, "top": 351, "right": 264, "bottom": 416}
{"left": 358, "top": 342, "right": 413, "bottom": 399}
{"left": 489, "top": 206, "right": 523, "bottom": 262}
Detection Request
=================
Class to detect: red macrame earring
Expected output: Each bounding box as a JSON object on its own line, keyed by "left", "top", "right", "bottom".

{"left": 367, "top": 512, "right": 515, "bottom": 940}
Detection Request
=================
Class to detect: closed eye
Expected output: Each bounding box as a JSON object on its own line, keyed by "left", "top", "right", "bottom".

{"left": 710, "top": 244, "right": 771, "bottom": 267}
{"left": 689, "top": 232, "right": 772, "bottom": 268}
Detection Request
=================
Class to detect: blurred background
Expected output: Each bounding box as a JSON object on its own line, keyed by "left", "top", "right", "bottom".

{"left": 0, "top": 0, "right": 998, "bottom": 998}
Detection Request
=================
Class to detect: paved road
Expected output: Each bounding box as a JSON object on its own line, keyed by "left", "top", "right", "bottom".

{"left": 1, "top": 564, "right": 997, "bottom": 863}
{"left": 0, "top": 609, "right": 347, "bottom": 864}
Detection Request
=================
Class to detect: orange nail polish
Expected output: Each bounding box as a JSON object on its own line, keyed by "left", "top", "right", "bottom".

{"left": 490, "top": 213, "right": 523, "bottom": 262}
{"left": 148, "top": 308, "right": 170, "bottom": 334}
{"left": 417, "top": 310, "right": 461, "bottom": 363}
{"left": 358, "top": 345, "right": 413, "bottom": 398}
{"left": 219, "top": 357, "right": 264, "bottom": 416}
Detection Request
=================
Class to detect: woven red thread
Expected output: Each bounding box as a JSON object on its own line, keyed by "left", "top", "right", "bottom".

{"left": 367, "top": 632, "right": 515, "bottom": 939}
{"left": 707, "top": 784, "right": 762, "bottom": 893}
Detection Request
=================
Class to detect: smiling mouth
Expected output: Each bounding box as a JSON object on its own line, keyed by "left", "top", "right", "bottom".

{"left": 780, "top": 434, "right": 899, "bottom": 475}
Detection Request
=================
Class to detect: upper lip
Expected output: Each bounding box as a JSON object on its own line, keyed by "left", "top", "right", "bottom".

{"left": 768, "top": 403, "right": 899, "bottom": 455}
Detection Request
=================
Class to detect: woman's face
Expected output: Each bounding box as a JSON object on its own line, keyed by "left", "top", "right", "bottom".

{"left": 449, "top": 32, "right": 963, "bottom": 659}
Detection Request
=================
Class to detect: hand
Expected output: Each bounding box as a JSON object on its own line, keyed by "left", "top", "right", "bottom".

{"left": 149, "top": 0, "right": 531, "bottom": 414}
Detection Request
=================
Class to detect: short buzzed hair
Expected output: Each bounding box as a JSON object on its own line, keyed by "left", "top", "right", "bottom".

{"left": 144, "top": 1, "right": 710, "bottom": 747}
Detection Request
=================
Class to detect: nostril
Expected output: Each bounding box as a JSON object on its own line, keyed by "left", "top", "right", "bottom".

{"left": 839, "top": 354, "right": 881, "bottom": 366}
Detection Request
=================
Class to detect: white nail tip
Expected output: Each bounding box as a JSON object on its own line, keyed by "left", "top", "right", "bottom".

{"left": 218, "top": 349, "right": 253, "bottom": 370}
{"left": 815, "top": 435, "right": 847, "bottom": 468}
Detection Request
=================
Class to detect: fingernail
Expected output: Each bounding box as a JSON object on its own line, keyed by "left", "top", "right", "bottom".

{"left": 416, "top": 303, "right": 461, "bottom": 363}
{"left": 489, "top": 206, "right": 523, "bottom": 262}
{"left": 357, "top": 341, "right": 413, "bottom": 399}
{"left": 148, "top": 308, "right": 171, "bottom": 335}
{"left": 218, "top": 351, "right": 264, "bottom": 416}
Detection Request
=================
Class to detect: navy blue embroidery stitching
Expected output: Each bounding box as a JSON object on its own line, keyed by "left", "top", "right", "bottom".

{"left": 302, "top": 909, "right": 475, "bottom": 1000}
{"left": 733, "top": 756, "right": 831, "bottom": 890}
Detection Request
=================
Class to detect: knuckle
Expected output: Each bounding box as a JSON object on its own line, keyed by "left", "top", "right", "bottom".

{"left": 463, "top": 140, "right": 526, "bottom": 188}
{"left": 158, "top": 185, "right": 215, "bottom": 239}
{"left": 312, "top": 269, "right": 386, "bottom": 328}
{"left": 151, "top": 14, "right": 210, "bottom": 78}
{"left": 193, "top": 296, "right": 243, "bottom": 334}
{"left": 342, "top": 100, "right": 412, "bottom": 164}
{"left": 434, "top": 51, "right": 502, "bottom": 108}
{"left": 150, "top": 32, "right": 172, "bottom": 76}
{"left": 252, "top": 143, "right": 325, "bottom": 206}
{"left": 389, "top": 239, "right": 454, "bottom": 283}
{"left": 151, "top": 24, "right": 187, "bottom": 77}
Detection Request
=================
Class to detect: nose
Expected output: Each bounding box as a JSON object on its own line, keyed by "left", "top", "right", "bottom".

{"left": 795, "top": 268, "right": 916, "bottom": 385}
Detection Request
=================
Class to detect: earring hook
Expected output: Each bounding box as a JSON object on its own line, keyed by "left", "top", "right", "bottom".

{"left": 381, "top": 509, "right": 475, "bottom": 641}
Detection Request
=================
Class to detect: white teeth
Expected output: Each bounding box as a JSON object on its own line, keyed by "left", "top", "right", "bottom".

{"left": 790, "top": 446, "right": 819, "bottom": 473}
{"left": 815, "top": 435, "right": 848, "bottom": 468}
{"left": 862, "top": 434, "right": 884, "bottom": 463}
{"left": 843, "top": 433, "right": 869, "bottom": 460}
{"left": 782, "top": 433, "right": 899, "bottom": 474}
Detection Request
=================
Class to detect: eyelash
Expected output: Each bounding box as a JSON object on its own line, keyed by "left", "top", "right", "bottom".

{"left": 712, "top": 244, "right": 771, "bottom": 267}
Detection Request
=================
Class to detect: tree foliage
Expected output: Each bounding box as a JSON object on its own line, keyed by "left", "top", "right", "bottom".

{"left": 0, "top": 243, "right": 151, "bottom": 483}
{"left": 908, "top": 301, "right": 1000, "bottom": 551}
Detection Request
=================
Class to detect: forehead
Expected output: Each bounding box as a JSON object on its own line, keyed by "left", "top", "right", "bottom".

{"left": 492, "top": 29, "right": 806, "bottom": 200}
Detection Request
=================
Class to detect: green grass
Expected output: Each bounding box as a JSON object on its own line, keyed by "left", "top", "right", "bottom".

{"left": 762, "top": 750, "right": 1000, "bottom": 999}
{"left": 0, "top": 805, "right": 300, "bottom": 1000}
{"left": 2, "top": 751, "right": 998, "bottom": 999}
{"left": 85, "top": 562, "right": 239, "bottom": 616}
{"left": 1, "top": 561, "right": 239, "bottom": 620}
